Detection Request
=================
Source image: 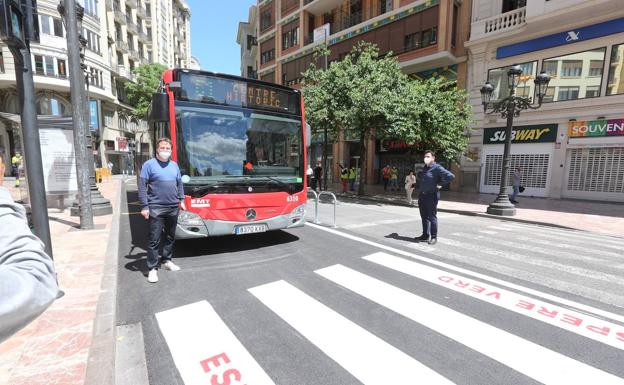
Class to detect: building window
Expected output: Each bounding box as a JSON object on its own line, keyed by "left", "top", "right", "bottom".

{"left": 83, "top": 28, "right": 101, "bottom": 54}
{"left": 88, "top": 67, "right": 104, "bottom": 89}
{"left": 585, "top": 85, "right": 600, "bottom": 98}
{"left": 84, "top": 0, "right": 99, "bottom": 18}
{"left": 57, "top": 59, "right": 67, "bottom": 77}
{"left": 404, "top": 32, "right": 420, "bottom": 51}
{"left": 487, "top": 61, "right": 537, "bottom": 102}
{"left": 53, "top": 18, "right": 64, "bottom": 37}
{"left": 44, "top": 56, "right": 54, "bottom": 75}
{"left": 542, "top": 48, "right": 605, "bottom": 102}
{"left": 421, "top": 27, "right": 437, "bottom": 47}
{"left": 260, "top": 10, "right": 273, "bottom": 31}
{"left": 561, "top": 60, "right": 583, "bottom": 77}
{"left": 502, "top": 0, "right": 526, "bottom": 13}
{"left": 607, "top": 43, "right": 624, "bottom": 95}
{"left": 380, "top": 0, "right": 393, "bottom": 14}
{"left": 261, "top": 48, "right": 275, "bottom": 64}
{"left": 451, "top": 3, "right": 459, "bottom": 47}
{"left": 40, "top": 15, "right": 50, "bottom": 34}
{"left": 282, "top": 26, "right": 299, "bottom": 50}
{"left": 37, "top": 96, "right": 70, "bottom": 116}
{"left": 588, "top": 60, "right": 603, "bottom": 77}
{"left": 558, "top": 86, "right": 580, "bottom": 101}
{"left": 34, "top": 55, "right": 44, "bottom": 75}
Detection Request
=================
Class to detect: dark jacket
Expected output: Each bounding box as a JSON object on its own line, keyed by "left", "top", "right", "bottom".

{"left": 418, "top": 163, "right": 455, "bottom": 194}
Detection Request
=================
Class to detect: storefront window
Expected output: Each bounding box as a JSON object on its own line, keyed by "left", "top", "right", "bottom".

{"left": 542, "top": 48, "right": 606, "bottom": 102}
{"left": 487, "top": 61, "right": 537, "bottom": 102}
{"left": 607, "top": 43, "right": 624, "bottom": 96}
{"left": 36, "top": 96, "right": 71, "bottom": 116}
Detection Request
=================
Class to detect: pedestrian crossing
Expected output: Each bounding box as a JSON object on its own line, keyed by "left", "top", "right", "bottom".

{"left": 155, "top": 246, "right": 624, "bottom": 385}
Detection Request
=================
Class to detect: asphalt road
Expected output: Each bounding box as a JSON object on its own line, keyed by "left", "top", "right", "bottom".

{"left": 116, "top": 180, "right": 624, "bottom": 385}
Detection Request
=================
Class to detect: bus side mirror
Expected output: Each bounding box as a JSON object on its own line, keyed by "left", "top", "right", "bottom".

{"left": 148, "top": 92, "right": 169, "bottom": 122}
{"left": 306, "top": 123, "right": 311, "bottom": 148}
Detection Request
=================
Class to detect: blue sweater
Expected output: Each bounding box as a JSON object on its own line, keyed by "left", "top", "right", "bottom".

{"left": 138, "top": 158, "right": 185, "bottom": 209}
{"left": 418, "top": 163, "right": 455, "bottom": 194}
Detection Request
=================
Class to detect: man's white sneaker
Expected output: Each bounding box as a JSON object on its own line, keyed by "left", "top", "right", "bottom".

{"left": 147, "top": 269, "right": 158, "bottom": 283}
{"left": 162, "top": 261, "right": 180, "bottom": 271}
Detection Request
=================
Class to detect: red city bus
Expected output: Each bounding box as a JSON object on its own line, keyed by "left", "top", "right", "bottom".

{"left": 148, "top": 69, "right": 309, "bottom": 238}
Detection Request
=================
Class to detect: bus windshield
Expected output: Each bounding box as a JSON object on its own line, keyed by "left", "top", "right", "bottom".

{"left": 175, "top": 103, "right": 303, "bottom": 187}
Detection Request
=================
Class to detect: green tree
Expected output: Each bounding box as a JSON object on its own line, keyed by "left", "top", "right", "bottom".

{"left": 124, "top": 63, "right": 167, "bottom": 120}
{"left": 302, "top": 42, "right": 472, "bottom": 196}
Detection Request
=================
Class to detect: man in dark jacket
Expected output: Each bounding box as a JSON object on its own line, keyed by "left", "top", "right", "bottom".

{"left": 313, "top": 163, "right": 322, "bottom": 191}
{"left": 416, "top": 150, "right": 454, "bottom": 245}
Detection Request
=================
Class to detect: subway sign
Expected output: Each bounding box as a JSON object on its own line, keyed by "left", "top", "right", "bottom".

{"left": 568, "top": 118, "right": 624, "bottom": 138}
{"left": 483, "top": 124, "right": 558, "bottom": 144}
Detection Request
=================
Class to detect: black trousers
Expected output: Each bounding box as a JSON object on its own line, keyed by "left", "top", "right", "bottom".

{"left": 418, "top": 192, "right": 439, "bottom": 237}
{"left": 147, "top": 205, "right": 179, "bottom": 270}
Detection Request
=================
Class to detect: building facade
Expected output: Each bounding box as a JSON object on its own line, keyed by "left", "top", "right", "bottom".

{"left": 237, "top": 5, "right": 259, "bottom": 79}
{"left": 0, "top": 0, "right": 192, "bottom": 176}
{"left": 465, "top": 0, "right": 624, "bottom": 202}
{"left": 251, "top": 0, "right": 472, "bottom": 186}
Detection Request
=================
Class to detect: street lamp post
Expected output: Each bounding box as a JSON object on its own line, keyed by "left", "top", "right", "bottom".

{"left": 480, "top": 64, "right": 551, "bottom": 216}
{"left": 322, "top": 28, "right": 328, "bottom": 191}
{"left": 58, "top": 1, "right": 111, "bottom": 223}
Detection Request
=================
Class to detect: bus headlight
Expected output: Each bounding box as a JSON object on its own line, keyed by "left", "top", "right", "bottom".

{"left": 178, "top": 210, "right": 204, "bottom": 226}
{"left": 289, "top": 204, "right": 305, "bottom": 218}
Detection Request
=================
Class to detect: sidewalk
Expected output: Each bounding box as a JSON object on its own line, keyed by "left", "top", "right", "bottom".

{"left": 322, "top": 183, "right": 624, "bottom": 238}
{"left": 0, "top": 176, "right": 124, "bottom": 385}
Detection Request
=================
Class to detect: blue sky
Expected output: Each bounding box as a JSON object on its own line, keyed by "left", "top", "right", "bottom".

{"left": 188, "top": 0, "right": 256, "bottom": 75}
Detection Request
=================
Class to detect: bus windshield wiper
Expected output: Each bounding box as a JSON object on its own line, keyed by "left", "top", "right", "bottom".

{"left": 249, "top": 176, "right": 295, "bottom": 193}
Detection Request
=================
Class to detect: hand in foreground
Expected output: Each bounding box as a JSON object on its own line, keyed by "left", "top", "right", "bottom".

{"left": 141, "top": 208, "right": 149, "bottom": 220}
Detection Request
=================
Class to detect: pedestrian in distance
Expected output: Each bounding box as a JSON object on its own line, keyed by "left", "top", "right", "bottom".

{"left": 382, "top": 165, "right": 390, "bottom": 191}
{"left": 11, "top": 152, "right": 22, "bottom": 187}
{"left": 313, "top": 163, "right": 322, "bottom": 191}
{"left": 0, "top": 151, "right": 59, "bottom": 343}
{"left": 138, "top": 138, "right": 186, "bottom": 283}
{"left": 510, "top": 166, "right": 523, "bottom": 204}
{"left": 306, "top": 164, "right": 313, "bottom": 188}
{"left": 348, "top": 166, "right": 357, "bottom": 191}
{"left": 339, "top": 163, "right": 349, "bottom": 193}
{"left": 404, "top": 170, "right": 416, "bottom": 205}
{"left": 415, "top": 150, "right": 455, "bottom": 245}
{"left": 390, "top": 166, "right": 399, "bottom": 191}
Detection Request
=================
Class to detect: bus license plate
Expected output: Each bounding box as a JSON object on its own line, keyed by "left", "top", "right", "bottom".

{"left": 235, "top": 224, "right": 268, "bottom": 235}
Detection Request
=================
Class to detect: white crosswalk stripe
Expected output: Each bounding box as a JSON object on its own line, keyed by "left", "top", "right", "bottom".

{"left": 248, "top": 280, "right": 455, "bottom": 385}
{"left": 494, "top": 223, "right": 624, "bottom": 249}
{"left": 316, "top": 264, "right": 624, "bottom": 385}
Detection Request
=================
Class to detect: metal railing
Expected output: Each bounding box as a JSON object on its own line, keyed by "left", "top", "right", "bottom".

{"left": 307, "top": 189, "right": 337, "bottom": 227}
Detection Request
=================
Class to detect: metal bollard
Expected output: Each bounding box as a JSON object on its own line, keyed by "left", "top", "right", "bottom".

{"left": 307, "top": 188, "right": 319, "bottom": 224}
{"left": 318, "top": 192, "right": 337, "bottom": 228}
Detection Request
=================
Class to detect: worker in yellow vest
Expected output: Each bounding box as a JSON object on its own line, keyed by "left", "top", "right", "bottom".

{"left": 348, "top": 166, "right": 357, "bottom": 191}
{"left": 339, "top": 163, "right": 349, "bottom": 193}
{"left": 11, "top": 153, "right": 22, "bottom": 187}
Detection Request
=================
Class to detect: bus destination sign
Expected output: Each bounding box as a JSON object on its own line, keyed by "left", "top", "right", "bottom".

{"left": 178, "top": 73, "right": 299, "bottom": 115}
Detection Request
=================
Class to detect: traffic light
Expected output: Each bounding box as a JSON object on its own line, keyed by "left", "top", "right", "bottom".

{"left": 0, "top": 0, "right": 25, "bottom": 48}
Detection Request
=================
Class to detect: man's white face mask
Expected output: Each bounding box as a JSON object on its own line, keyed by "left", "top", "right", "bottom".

{"left": 159, "top": 150, "right": 172, "bottom": 160}
{"left": 424, "top": 155, "right": 433, "bottom": 165}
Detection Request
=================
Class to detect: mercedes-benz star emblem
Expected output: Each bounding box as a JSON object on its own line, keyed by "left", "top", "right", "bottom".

{"left": 246, "top": 209, "right": 257, "bottom": 221}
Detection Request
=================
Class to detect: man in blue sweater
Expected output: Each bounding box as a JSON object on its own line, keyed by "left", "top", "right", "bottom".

{"left": 138, "top": 138, "right": 186, "bottom": 283}
{"left": 416, "top": 150, "right": 455, "bottom": 245}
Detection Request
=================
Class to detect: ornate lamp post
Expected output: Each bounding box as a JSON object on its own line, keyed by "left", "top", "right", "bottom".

{"left": 480, "top": 64, "right": 551, "bottom": 216}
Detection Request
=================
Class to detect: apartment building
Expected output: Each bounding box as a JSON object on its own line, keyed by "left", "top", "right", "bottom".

{"left": 237, "top": 5, "right": 259, "bottom": 79}
{"left": 0, "top": 0, "right": 192, "bottom": 176}
{"left": 252, "top": 0, "right": 472, "bottom": 186}
{"left": 465, "top": 0, "right": 624, "bottom": 202}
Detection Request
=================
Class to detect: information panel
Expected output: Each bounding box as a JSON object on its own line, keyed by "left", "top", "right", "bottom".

{"left": 177, "top": 73, "right": 300, "bottom": 115}
{"left": 40, "top": 128, "right": 78, "bottom": 193}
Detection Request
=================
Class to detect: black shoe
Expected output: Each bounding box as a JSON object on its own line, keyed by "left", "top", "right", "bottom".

{"left": 428, "top": 237, "right": 437, "bottom": 245}
{"left": 415, "top": 234, "right": 430, "bottom": 242}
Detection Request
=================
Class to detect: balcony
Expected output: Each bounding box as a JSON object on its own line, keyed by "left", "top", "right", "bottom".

{"left": 303, "top": 0, "right": 343, "bottom": 16}
{"left": 137, "top": 6, "right": 146, "bottom": 18}
{"left": 113, "top": 7, "right": 125, "bottom": 23}
{"left": 138, "top": 30, "right": 149, "bottom": 42}
{"left": 117, "top": 40, "right": 129, "bottom": 52}
{"left": 126, "top": 0, "right": 137, "bottom": 9}
{"left": 129, "top": 49, "right": 140, "bottom": 61}
{"left": 126, "top": 21, "right": 138, "bottom": 34}
{"left": 110, "top": 59, "right": 119, "bottom": 74}
{"left": 105, "top": 0, "right": 113, "bottom": 11}
{"left": 471, "top": 7, "right": 526, "bottom": 40}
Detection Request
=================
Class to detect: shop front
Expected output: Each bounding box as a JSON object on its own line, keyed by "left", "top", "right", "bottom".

{"left": 480, "top": 124, "right": 558, "bottom": 197}
{"left": 562, "top": 118, "right": 624, "bottom": 202}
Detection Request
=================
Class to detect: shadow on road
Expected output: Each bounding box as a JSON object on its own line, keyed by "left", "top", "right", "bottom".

{"left": 385, "top": 232, "right": 421, "bottom": 243}
{"left": 122, "top": 189, "right": 300, "bottom": 273}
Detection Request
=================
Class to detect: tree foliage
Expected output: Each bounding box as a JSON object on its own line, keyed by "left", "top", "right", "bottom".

{"left": 302, "top": 42, "right": 472, "bottom": 195}
{"left": 124, "top": 63, "right": 168, "bottom": 121}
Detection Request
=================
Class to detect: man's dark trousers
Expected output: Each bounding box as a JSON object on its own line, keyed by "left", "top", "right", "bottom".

{"left": 147, "top": 205, "right": 179, "bottom": 270}
{"left": 418, "top": 191, "right": 438, "bottom": 237}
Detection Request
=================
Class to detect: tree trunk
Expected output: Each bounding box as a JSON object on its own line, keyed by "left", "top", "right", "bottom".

{"left": 357, "top": 128, "right": 367, "bottom": 196}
